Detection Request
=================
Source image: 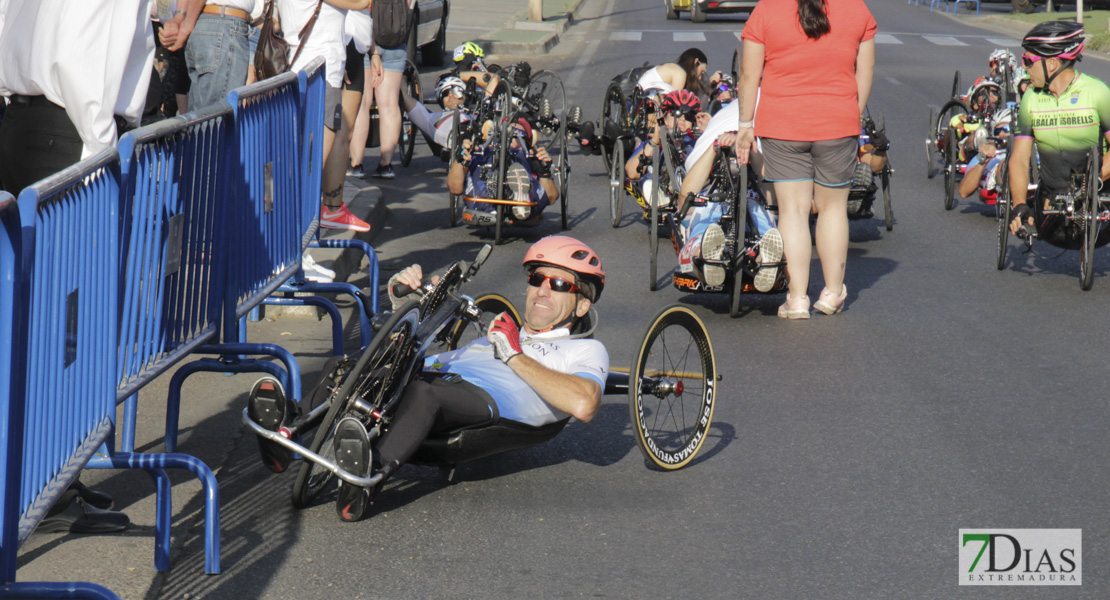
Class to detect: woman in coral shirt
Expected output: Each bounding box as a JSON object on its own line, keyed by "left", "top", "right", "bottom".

{"left": 735, "top": 0, "right": 876, "bottom": 319}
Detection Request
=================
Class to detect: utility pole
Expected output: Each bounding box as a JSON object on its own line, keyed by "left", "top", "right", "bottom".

{"left": 530, "top": 0, "right": 543, "bottom": 21}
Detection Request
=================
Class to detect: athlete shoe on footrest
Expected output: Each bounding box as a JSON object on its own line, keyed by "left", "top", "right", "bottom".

{"left": 334, "top": 417, "right": 373, "bottom": 522}
{"left": 248, "top": 377, "right": 295, "bottom": 473}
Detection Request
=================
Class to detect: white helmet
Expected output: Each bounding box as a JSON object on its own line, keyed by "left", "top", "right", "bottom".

{"left": 435, "top": 76, "right": 465, "bottom": 105}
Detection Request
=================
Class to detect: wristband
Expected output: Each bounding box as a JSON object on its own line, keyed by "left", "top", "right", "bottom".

{"left": 738, "top": 119, "right": 754, "bottom": 128}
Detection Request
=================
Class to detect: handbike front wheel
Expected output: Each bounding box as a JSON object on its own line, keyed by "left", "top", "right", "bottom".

{"left": 446, "top": 293, "right": 521, "bottom": 350}
{"left": 399, "top": 60, "right": 421, "bottom": 167}
{"left": 291, "top": 302, "right": 421, "bottom": 508}
{"left": 995, "top": 160, "right": 1011, "bottom": 271}
{"left": 629, "top": 305, "right": 718, "bottom": 470}
{"left": 1080, "top": 143, "right": 1100, "bottom": 291}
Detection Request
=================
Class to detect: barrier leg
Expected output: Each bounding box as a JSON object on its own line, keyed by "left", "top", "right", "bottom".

{"left": 165, "top": 354, "right": 294, "bottom": 452}
{"left": 311, "top": 238, "right": 380, "bottom": 314}
{"left": 96, "top": 453, "right": 220, "bottom": 575}
{"left": 0, "top": 581, "right": 122, "bottom": 600}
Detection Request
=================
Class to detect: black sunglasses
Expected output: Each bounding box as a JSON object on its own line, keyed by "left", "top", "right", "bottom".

{"left": 527, "top": 272, "right": 579, "bottom": 293}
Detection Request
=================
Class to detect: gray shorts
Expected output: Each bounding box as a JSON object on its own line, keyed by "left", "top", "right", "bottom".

{"left": 760, "top": 137, "right": 858, "bottom": 187}
{"left": 325, "top": 84, "right": 342, "bottom": 131}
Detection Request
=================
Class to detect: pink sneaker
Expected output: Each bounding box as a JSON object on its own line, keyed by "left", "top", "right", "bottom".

{"left": 321, "top": 205, "right": 370, "bottom": 232}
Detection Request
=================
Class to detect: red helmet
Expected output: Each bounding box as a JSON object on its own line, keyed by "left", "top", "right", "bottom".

{"left": 660, "top": 89, "right": 700, "bottom": 114}
{"left": 522, "top": 236, "right": 605, "bottom": 302}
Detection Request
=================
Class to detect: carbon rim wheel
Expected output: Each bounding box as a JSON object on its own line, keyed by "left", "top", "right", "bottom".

{"left": 400, "top": 60, "right": 420, "bottom": 167}
{"left": 526, "top": 70, "right": 567, "bottom": 153}
{"left": 446, "top": 294, "right": 520, "bottom": 350}
{"left": 943, "top": 132, "right": 958, "bottom": 210}
{"left": 996, "top": 160, "right": 1011, "bottom": 270}
{"left": 926, "top": 105, "right": 938, "bottom": 179}
{"left": 600, "top": 81, "right": 625, "bottom": 174}
{"left": 649, "top": 131, "right": 664, "bottom": 291}
{"left": 610, "top": 137, "right": 625, "bottom": 227}
{"left": 882, "top": 166, "right": 893, "bottom": 231}
{"left": 1081, "top": 145, "right": 1099, "bottom": 290}
{"left": 629, "top": 305, "right": 717, "bottom": 470}
{"left": 448, "top": 111, "right": 462, "bottom": 226}
{"left": 730, "top": 166, "right": 750, "bottom": 318}
{"left": 292, "top": 303, "right": 420, "bottom": 508}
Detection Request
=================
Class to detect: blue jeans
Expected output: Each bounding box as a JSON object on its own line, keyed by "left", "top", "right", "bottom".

{"left": 185, "top": 14, "right": 251, "bottom": 112}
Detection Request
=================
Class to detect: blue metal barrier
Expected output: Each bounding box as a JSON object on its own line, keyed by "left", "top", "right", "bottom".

{"left": 0, "top": 155, "right": 126, "bottom": 600}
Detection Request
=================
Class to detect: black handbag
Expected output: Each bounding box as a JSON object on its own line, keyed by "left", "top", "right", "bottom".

{"left": 254, "top": 0, "right": 324, "bottom": 82}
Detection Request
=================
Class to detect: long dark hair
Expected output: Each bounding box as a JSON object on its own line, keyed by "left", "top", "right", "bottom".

{"left": 676, "top": 48, "right": 708, "bottom": 95}
{"left": 798, "top": 0, "right": 830, "bottom": 40}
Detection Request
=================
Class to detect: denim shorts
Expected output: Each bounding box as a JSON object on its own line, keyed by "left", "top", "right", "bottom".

{"left": 185, "top": 13, "right": 251, "bottom": 112}
{"left": 379, "top": 45, "right": 407, "bottom": 73}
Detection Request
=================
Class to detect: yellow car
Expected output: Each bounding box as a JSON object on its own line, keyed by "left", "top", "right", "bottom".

{"left": 665, "top": 0, "right": 760, "bottom": 22}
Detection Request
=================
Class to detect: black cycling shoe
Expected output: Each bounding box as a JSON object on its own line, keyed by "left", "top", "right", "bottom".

{"left": 36, "top": 489, "right": 130, "bottom": 534}
{"left": 334, "top": 417, "right": 372, "bottom": 522}
{"left": 71, "top": 479, "right": 113, "bottom": 510}
{"left": 248, "top": 377, "right": 294, "bottom": 473}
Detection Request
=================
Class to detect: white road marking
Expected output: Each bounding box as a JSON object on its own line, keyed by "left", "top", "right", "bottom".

{"left": 986, "top": 38, "right": 1020, "bottom": 47}
{"left": 923, "top": 36, "right": 968, "bottom": 46}
{"left": 673, "top": 32, "right": 706, "bottom": 42}
{"left": 885, "top": 76, "right": 903, "bottom": 86}
{"left": 610, "top": 31, "right": 642, "bottom": 41}
{"left": 874, "top": 34, "right": 902, "bottom": 45}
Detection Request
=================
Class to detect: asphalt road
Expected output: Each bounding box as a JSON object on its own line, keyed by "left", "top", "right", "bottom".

{"left": 21, "top": 1, "right": 1110, "bottom": 598}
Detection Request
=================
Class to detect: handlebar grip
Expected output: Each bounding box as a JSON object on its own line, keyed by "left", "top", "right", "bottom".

{"left": 392, "top": 283, "right": 414, "bottom": 297}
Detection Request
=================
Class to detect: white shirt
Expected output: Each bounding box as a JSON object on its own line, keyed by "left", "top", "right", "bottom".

{"left": 0, "top": 0, "right": 156, "bottom": 159}
{"left": 277, "top": 0, "right": 348, "bottom": 87}
{"left": 425, "top": 329, "right": 609, "bottom": 426}
{"left": 344, "top": 8, "right": 372, "bottom": 55}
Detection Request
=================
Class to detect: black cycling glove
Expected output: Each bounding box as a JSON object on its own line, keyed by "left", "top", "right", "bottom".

{"left": 530, "top": 156, "right": 552, "bottom": 178}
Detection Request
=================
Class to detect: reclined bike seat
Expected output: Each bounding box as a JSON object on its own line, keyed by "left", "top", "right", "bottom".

{"left": 412, "top": 417, "right": 571, "bottom": 467}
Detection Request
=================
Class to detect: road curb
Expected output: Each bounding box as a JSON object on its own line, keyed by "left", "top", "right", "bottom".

{"left": 478, "top": 0, "right": 586, "bottom": 57}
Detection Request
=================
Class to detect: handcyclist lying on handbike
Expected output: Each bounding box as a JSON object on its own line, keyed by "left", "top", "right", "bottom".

{"left": 399, "top": 71, "right": 501, "bottom": 150}
{"left": 333, "top": 236, "right": 607, "bottom": 521}
{"left": 624, "top": 90, "right": 705, "bottom": 211}
{"left": 957, "top": 107, "right": 1011, "bottom": 204}
{"left": 447, "top": 116, "right": 559, "bottom": 222}
{"left": 1008, "top": 21, "right": 1110, "bottom": 247}
{"left": 846, "top": 116, "right": 891, "bottom": 218}
{"left": 950, "top": 81, "right": 1005, "bottom": 163}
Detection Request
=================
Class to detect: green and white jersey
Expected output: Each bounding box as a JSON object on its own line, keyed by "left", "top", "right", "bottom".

{"left": 1015, "top": 72, "right": 1110, "bottom": 192}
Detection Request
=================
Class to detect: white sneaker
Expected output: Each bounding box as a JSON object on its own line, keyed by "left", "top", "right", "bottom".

{"left": 754, "top": 228, "right": 782, "bottom": 293}
{"left": 506, "top": 164, "right": 532, "bottom": 220}
{"left": 701, "top": 223, "right": 726, "bottom": 288}
{"left": 302, "top": 254, "right": 334, "bottom": 283}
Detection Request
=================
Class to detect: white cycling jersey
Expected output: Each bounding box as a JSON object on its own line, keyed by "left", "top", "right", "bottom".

{"left": 406, "top": 104, "right": 472, "bottom": 147}
{"left": 424, "top": 328, "right": 609, "bottom": 426}
{"left": 637, "top": 66, "right": 675, "bottom": 95}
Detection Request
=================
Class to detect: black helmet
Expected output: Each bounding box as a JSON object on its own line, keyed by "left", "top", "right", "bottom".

{"left": 1022, "top": 21, "right": 1084, "bottom": 60}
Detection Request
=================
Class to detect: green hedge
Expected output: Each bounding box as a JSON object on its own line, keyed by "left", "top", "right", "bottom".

{"left": 1001, "top": 11, "right": 1110, "bottom": 51}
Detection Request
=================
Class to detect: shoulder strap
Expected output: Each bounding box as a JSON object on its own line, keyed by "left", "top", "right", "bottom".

{"left": 289, "top": 0, "right": 326, "bottom": 69}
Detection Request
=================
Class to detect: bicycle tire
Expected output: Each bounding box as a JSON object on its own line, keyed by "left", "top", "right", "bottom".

{"left": 448, "top": 110, "right": 462, "bottom": 227}
{"left": 996, "top": 159, "right": 1011, "bottom": 270}
{"left": 600, "top": 81, "right": 625, "bottom": 174}
{"left": 610, "top": 137, "right": 625, "bottom": 228}
{"left": 882, "top": 164, "right": 893, "bottom": 231}
{"left": 291, "top": 303, "right": 421, "bottom": 508}
{"left": 943, "top": 131, "right": 959, "bottom": 211}
{"left": 559, "top": 127, "right": 570, "bottom": 230}
{"left": 730, "top": 165, "right": 750, "bottom": 318}
{"left": 926, "top": 105, "right": 938, "bottom": 179}
{"left": 649, "top": 130, "right": 664, "bottom": 291}
{"left": 494, "top": 113, "right": 509, "bottom": 245}
{"left": 1081, "top": 144, "right": 1099, "bottom": 290}
{"left": 400, "top": 60, "right": 420, "bottom": 167}
{"left": 629, "top": 305, "right": 718, "bottom": 470}
{"left": 446, "top": 293, "right": 521, "bottom": 350}
{"left": 951, "top": 70, "right": 961, "bottom": 100}
{"left": 526, "top": 70, "right": 567, "bottom": 154}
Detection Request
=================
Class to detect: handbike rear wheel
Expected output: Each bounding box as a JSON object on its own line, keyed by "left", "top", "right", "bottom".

{"left": 996, "top": 160, "right": 1011, "bottom": 270}
{"left": 925, "top": 105, "right": 938, "bottom": 179}
{"left": 1080, "top": 144, "right": 1100, "bottom": 291}
{"left": 399, "top": 60, "right": 420, "bottom": 167}
{"left": 291, "top": 303, "right": 421, "bottom": 508}
{"left": 629, "top": 305, "right": 718, "bottom": 470}
{"left": 943, "top": 131, "right": 959, "bottom": 211}
{"left": 600, "top": 81, "right": 626, "bottom": 174}
{"left": 609, "top": 137, "right": 626, "bottom": 227}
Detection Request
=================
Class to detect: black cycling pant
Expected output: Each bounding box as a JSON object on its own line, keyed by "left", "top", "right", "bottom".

{"left": 375, "top": 372, "right": 498, "bottom": 473}
{"left": 0, "top": 98, "right": 83, "bottom": 195}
